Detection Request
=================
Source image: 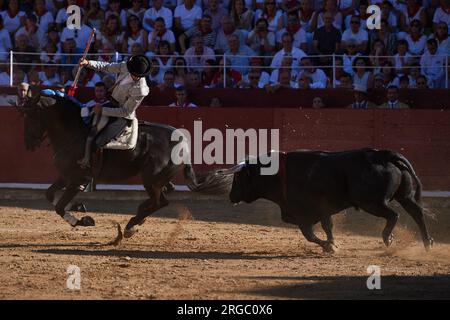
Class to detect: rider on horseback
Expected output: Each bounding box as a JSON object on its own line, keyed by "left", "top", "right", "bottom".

{"left": 77, "top": 55, "right": 152, "bottom": 168}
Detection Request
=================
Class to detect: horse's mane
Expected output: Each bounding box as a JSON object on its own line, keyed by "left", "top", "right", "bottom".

{"left": 38, "top": 93, "right": 85, "bottom": 126}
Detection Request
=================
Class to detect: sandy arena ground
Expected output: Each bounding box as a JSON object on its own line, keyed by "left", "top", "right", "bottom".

{"left": 0, "top": 190, "right": 449, "bottom": 300}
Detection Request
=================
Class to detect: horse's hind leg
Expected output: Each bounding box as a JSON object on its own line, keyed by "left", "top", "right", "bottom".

{"left": 123, "top": 185, "right": 169, "bottom": 238}
{"left": 54, "top": 182, "right": 95, "bottom": 227}
{"left": 397, "top": 197, "right": 434, "bottom": 250}
{"left": 46, "top": 177, "right": 87, "bottom": 213}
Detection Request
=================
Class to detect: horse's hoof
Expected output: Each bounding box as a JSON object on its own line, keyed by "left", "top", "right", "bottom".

{"left": 124, "top": 227, "right": 137, "bottom": 239}
{"left": 78, "top": 216, "right": 95, "bottom": 227}
{"left": 424, "top": 237, "right": 434, "bottom": 251}
{"left": 322, "top": 242, "right": 338, "bottom": 253}
{"left": 383, "top": 233, "right": 394, "bottom": 247}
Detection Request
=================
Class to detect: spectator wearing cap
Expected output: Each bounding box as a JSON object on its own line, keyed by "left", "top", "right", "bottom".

{"left": 378, "top": 85, "right": 410, "bottom": 109}
{"left": 0, "top": 16, "right": 12, "bottom": 62}
{"left": 276, "top": 12, "right": 308, "bottom": 52}
{"left": 126, "top": 0, "right": 146, "bottom": 23}
{"left": 148, "top": 17, "right": 176, "bottom": 53}
{"left": 230, "top": 0, "right": 254, "bottom": 35}
{"left": 346, "top": 84, "right": 377, "bottom": 109}
{"left": 174, "top": 0, "right": 203, "bottom": 35}
{"left": 405, "top": 19, "right": 427, "bottom": 55}
{"left": 433, "top": 0, "right": 450, "bottom": 31}
{"left": 420, "top": 38, "right": 446, "bottom": 88}
{"left": 105, "top": 0, "right": 127, "bottom": 28}
{"left": 122, "top": 14, "right": 148, "bottom": 54}
{"left": 297, "top": 56, "right": 328, "bottom": 88}
{"left": 97, "top": 15, "right": 124, "bottom": 52}
{"left": 84, "top": 0, "right": 105, "bottom": 30}
{"left": 369, "top": 19, "right": 397, "bottom": 56}
{"left": 352, "top": 57, "right": 374, "bottom": 90}
{"left": 246, "top": 18, "right": 276, "bottom": 57}
{"left": 15, "top": 13, "right": 45, "bottom": 51}
{"left": 55, "top": 0, "right": 79, "bottom": 31}
{"left": 254, "top": 0, "right": 283, "bottom": 33}
{"left": 179, "top": 15, "right": 217, "bottom": 54}
{"left": 184, "top": 35, "right": 215, "bottom": 73}
{"left": 225, "top": 34, "right": 255, "bottom": 75}
{"left": 60, "top": 12, "right": 94, "bottom": 49}
{"left": 33, "top": 0, "right": 54, "bottom": 36}
{"left": 205, "top": 0, "right": 229, "bottom": 32}
{"left": 271, "top": 33, "right": 306, "bottom": 70}
{"left": 0, "top": 0, "right": 26, "bottom": 34}
{"left": 214, "top": 15, "right": 246, "bottom": 54}
{"left": 341, "top": 15, "right": 368, "bottom": 53}
{"left": 169, "top": 86, "right": 198, "bottom": 107}
{"left": 143, "top": 0, "right": 173, "bottom": 32}
{"left": 312, "top": 11, "right": 341, "bottom": 65}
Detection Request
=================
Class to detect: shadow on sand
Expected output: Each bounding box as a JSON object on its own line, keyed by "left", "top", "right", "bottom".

{"left": 243, "top": 275, "right": 450, "bottom": 299}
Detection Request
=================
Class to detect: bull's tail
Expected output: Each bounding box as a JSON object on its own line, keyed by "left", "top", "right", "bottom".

{"left": 385, "top": 151, "right": 422, "bottom": 203}
{"left": 183, "top": 164, "right": 233, "bottom": 195}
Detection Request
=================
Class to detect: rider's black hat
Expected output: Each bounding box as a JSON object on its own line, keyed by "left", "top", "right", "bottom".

{"left": 126, "top": 55, "right": 152, "bottom": 77}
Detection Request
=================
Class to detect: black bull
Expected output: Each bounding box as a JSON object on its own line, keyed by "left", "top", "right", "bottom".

{"left": 228, "top": 149, "right": 434, "bottom": 252}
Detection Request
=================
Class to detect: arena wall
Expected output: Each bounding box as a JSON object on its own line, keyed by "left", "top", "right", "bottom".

{"left": 1, "top": 106, "right": 449, "bottom": 190}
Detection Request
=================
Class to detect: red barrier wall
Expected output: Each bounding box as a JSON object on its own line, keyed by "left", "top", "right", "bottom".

{"left": 1, "top": 107, "right": 449, "bottom": 190}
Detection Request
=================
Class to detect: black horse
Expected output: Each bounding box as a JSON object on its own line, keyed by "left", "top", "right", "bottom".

{"left": 17, "top": 93, "right": 230, "bottom": 243}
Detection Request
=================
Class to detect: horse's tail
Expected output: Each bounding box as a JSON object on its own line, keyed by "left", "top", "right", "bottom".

{"left": 384, "top": 150, "right": 422, "bottom": 203}
{"left": 183, "top": 164, "right": 233, "bottom": 195}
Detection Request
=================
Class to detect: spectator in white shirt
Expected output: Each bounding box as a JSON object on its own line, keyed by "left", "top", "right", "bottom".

{"left": 246, "top": 18, "right": 276, "bottom": 57}
{"left": 205, "top": 0, "right": 229, "bottom": 32}
{"left": 105, "top": 0, "right": 127, "bottom": 28}
{"left": 15, "top": 13, "right": 45, "bottom": 51}
{"left": 39, "top": 63, "right": 61, "bottom": 86}
{"left": 148, "top": 17, "right": 176, "bottom": 53}
{"left": 405, "top": 19, "right": 427, "bottom": 55}
{"left": 433, "top": 0, "right": 450, "bottom": 30}
{"left": 429, "top": 21, "right": 450, "bottom": 55}
{"left": 60, "top": 17, "right": 94, "bottom": 49}
{"left": 392, "top": 39, "right": 413, "bottom": 75}
{"left": 0, "top": 0, "right": 25, "bottom": 34}
{"left": 270, "top": 32, "right": 307, "bottom": 69}
{"left": 0, "top": 16, "right": 12, "bottom": 62}
{"left": 55, "top": 0, "right": 79, "bottom": 31}
{"left": 420, "top": 38, "right": 446, "bottom": 88}
{"left": 184, "top": 35, "right": 215, "bottom": 72}
{"left": 341, "top": 15, "right": 368, "bottom": 53}
{"left": 33, "top": 0, "right": 54, "bottom": 36}
{"left": 126, "top": 0, "right": 146, "bottom": 23}
{"left": 225, "top": 33, "right": 255, "bottom": 75}
{"left": 269, "top": 55, "right": 298, "bottom": 83}
{"left": 122, "top": 14, "right": 148, "bottom": 54}
{"left": 174, "top": 0, "right": 202, "bottom": 34}
{"left": 276, "top": 12, "right": 308, "bottom": 52}
{"left": 214, "top": 15, "right": 246, "bottom": 54}
{"left": 298, "top": 56, "right": 328, "bottom": 88}
{"left": 143, "top": 0, "right": 173, "bottom": 32}
{"left": 254, "top": 0, "right": 284, "bottom": 33}
{"left": 169, "top": 86, "right": 198, "bottom": 107}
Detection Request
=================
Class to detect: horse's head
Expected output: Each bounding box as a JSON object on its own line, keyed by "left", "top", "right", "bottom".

{"left": 16, "top": 94, "right": 47, "bottom": 151}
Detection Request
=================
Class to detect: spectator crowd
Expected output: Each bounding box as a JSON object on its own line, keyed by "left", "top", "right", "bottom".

{"left": 0, "top": 0, "right": 449, "bottom": 95}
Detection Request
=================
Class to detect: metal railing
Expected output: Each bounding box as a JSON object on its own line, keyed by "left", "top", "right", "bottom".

{"left": 2, "top": 51, "right": 449, "bottom": 89}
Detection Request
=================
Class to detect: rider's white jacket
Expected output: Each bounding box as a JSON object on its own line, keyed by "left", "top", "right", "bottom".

{"left": 86, "top": 60, "right": 150, "bottom": 120}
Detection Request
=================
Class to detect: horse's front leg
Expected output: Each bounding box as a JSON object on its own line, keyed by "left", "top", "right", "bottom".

{"left": 46, "top": 177, "right": 87, "bottom": 213}
{"left": 54, "top": 183, "right": 95, "bottom": 227}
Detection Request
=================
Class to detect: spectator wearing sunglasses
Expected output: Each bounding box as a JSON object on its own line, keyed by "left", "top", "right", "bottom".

{"left": 405, "top": 19, "right": 427, "bottom": 56}
{"left": 342, "top": 15, "right": 368, "bottom": 53}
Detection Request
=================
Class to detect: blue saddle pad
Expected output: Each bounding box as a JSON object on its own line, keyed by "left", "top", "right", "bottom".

{"left": 40, "top": 89, "right": 85, "bottom": 109}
